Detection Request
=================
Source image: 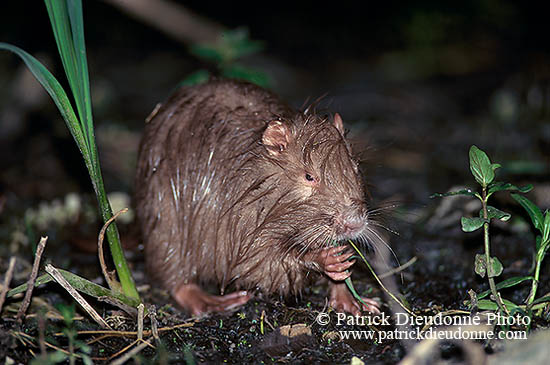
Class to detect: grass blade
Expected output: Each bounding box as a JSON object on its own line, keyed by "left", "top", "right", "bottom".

{"left": 66, "top": 0, "right": 96, "bottom": 171}
{"left": 0, "top": 43, "right": 90, "bottom": 168}
{"left": 44, "top": 0, "right": 89, "bottom": 150}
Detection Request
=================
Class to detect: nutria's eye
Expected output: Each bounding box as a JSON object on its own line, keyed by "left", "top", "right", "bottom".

{"left": 305, "top": 173, "right": 315, "bottom": 182}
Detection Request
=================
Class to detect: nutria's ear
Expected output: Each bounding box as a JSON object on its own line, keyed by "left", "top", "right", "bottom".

{"left": 262, "top": 120, "right": 292, "bottom": 156}
{"left": 333, "top": 113, "right": 344, "bottom": 134}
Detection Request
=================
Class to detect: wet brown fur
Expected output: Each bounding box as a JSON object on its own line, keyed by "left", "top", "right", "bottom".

{"left": 135, "top": 79, "right": 369, "bottom": 297}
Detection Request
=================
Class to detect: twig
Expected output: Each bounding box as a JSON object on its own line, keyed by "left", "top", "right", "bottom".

{"left": 137, "top": 303, "right": 144, "bottom": 341}
{"left": 378, "top": 256, "right": 417, "bottom": 279}
{"left": 45, "top": 264, "right": 112, "bottom": 330}
{"left": 149, "top": 305, "right": 160, "bottom": 343}
{"left": 97, "top": 296, "right": 138, "bottom": 317}
{"left": 17, "top": 236, "right": 47, "bottom": 322}
{"left": 54, "top": 321, "right": 195, "bottom": 337}
{"left": 98, "top": 208, "right": 128, "bottom": 292}
{"left": 0, "top": 257, "right": 17, "bottom": 313}
{"left": 110, "top": 337, "right": 155, "bottom": 365}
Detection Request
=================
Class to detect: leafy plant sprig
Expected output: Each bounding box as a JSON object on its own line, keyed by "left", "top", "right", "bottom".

{"left": 0, "top": 0, "right": 139, "bottom": 300}
{"left": 432, "top": 146, "right": 533, "bottom": 315}
{"left": 511, "top": 194, "right": 550, "bottom": 307}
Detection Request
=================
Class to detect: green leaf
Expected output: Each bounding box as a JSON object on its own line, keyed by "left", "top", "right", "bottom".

{"left": 536, "top": 235, "right": 542, "bottom": 252}
{"left": 469, "top": 145, "right": 499, "bottom": 187}
{"left": 476, "top": 299, "right": 497, "bottom": 310}
{"left": 488, "top": 182, "right": 533, "bottom": 195}
{"left": 7, "top": 269, "right": 140, "bottom": 308}
{"left": 481, "top": 206, "right": 511, "bottom": 222}
{"left": 511, "top": 193, "right": 544, "bottom": 232}
{"left": 476, "top": 298, "right": 519, "bottom": 311}
{"left": 475, "top": 254, "right": 487, "bottom": 278}
{"left": 0, "top": 43, "right": 90, "bottom": 167}
{"left": 45, "top": 0, "right": 98, "bottom": 177}
{"left": 430, "top": 188, "right": 477, "bottom": 198}
{"left": 344, "top": 277, "right": 371, "bottom": 310}
{"left": 530, "top": 295, "right": 550, "bottom": 307}
{"left": 477, "top": 276, "right": 534, "bottom": 300}
{"left": 488, "top": 257, "right": 503, "bottom": 278}
{"left": 462, "top": 216, "right": 486, "bottom": 232}
{"left": 543, "top": 211, "right": 550, "bottom": 243}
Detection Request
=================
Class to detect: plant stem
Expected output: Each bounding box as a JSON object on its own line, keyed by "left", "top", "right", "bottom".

{"left": 482, "top": 186, "right": 508, "bottom": 314}
{"left": 527, "top": 252, "right": 542, "bottom": 306}
{"left": 93, "top": 165, "right": 139, "bottom": 300}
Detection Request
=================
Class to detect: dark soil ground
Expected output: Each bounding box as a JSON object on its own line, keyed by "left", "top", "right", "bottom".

{"left": 1, "top": 1, "right": 550, "bottom": 364}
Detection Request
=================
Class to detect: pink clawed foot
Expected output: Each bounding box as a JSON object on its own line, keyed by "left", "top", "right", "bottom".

{"left": 312, "top": 245, "right": 356, "bottom": 281}
{"left": 329, "top": 282, "right": 381, "bottom": 315}
{"left": 173, "top": 283, "right": 251, "bottom": 316}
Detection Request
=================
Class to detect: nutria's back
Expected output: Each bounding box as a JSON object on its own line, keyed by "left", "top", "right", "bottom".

{"left": 135, "top": 79, "right": 368, "bottom": 297}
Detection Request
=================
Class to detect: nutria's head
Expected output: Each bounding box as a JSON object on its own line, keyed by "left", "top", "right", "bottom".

{"left": 257, "top": 112, "right": 374, "bottom": 255}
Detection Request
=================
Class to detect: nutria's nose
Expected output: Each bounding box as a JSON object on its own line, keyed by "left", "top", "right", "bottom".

{"left": 335, "top": 212, "right": 366, "bottom": 238}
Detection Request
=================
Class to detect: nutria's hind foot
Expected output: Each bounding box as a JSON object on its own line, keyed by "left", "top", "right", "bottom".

{"left": 173, "top": 283, "right": 251, "bottom": 316}
{"left": 329, "top": 282, "right": 381, "bottom": 315}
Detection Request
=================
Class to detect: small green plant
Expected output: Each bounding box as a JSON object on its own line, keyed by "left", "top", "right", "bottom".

{"left": 0, "top": 1, "right": 138, "bottom": 301}
{"left": 433, "top": 145, "right": 550, "bottom": 317}
{"left": 182, "top": 28, "right": 270, "bottom": 87}
{"left": 511, "top": 194, "right": 550, "bottom": 307}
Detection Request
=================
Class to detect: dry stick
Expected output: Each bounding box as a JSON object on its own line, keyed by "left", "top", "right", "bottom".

{"left": 110, "top": 337, "right": 155, "bottom": 365}
{"left": 149, "top": 305, "right": 160, "bottom": 343}
{"left": 54, "top": 321, "right": 195, "bottom": 338}
{"left": 137, "top": 303, "right": 144, "bottom": 341}
{"left": 97, "top": 296, "right": 137, "bottom": 317}
{"left": 45, "top": 264, "right": 112, "bottom": 330}
{"left": 378, "top": 256, "right": 418, "bottom": 280}
{"left": 17, "top": 236, "right": 48, "bottom": 322}
{"left": 98, "top": 208, "right": 128, "bottom": 292}
{"left": 0, "top": 257, "right": 17, "bottom": 313}
{"left": 109, "top": 337, "right": 155, "bottom": 361}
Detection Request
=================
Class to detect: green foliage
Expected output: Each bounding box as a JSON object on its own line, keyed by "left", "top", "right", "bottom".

{"left": 510, "top": 194, "right": 550, "bottom": 305}
{"left": 476, "top": 276, "right": 533, "bottom": 300}
{"left": 7, "top": 269, "right": 140, "bottom": 308}
{"left": 184, "top": 28, "right": 270, "bottom": 87}
{"left": 462, "top": 217, "right": 486, "bottom": 232}
{"left": 433, "top": 145, "right": 548, "bottom": 322}
{"left": 468, "top": 145, "right": 500, "bottom": 188}
{"left": 0, "top": 0, "right": 139, "bottom": 300}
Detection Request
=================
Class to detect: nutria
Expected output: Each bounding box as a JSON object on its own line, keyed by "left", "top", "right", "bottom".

{"left": 135, "top": 79, "right": 381, "bottom": 316}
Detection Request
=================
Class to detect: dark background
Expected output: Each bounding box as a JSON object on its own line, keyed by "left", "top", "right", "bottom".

{"left": 1, "top": 1, "right": 549, "bottom": 205}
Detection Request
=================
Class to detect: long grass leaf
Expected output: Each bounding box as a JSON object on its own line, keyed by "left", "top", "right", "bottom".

{"left": 44, "top": 0, "right": 91, "bottom": 155}
{"left": 0, "top": 43, "right": 91, "bottom": 169}
{"left": 66, "top": 0, "right": 96, "bottom": 172}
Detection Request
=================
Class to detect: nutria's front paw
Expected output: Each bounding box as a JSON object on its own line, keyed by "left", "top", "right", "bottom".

{"left": 173, "top": 284, "right": 251, "bottom": 316}
{"left": 309, "top": 245, "right": 355, "bottom": 281}
{"left": 329, "top": 282, "right": 381, "bottom": 315}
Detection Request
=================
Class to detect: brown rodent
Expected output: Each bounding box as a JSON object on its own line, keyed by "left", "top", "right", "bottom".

{"left": 135, "top": 79, "right": 380, "bottom": 316}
